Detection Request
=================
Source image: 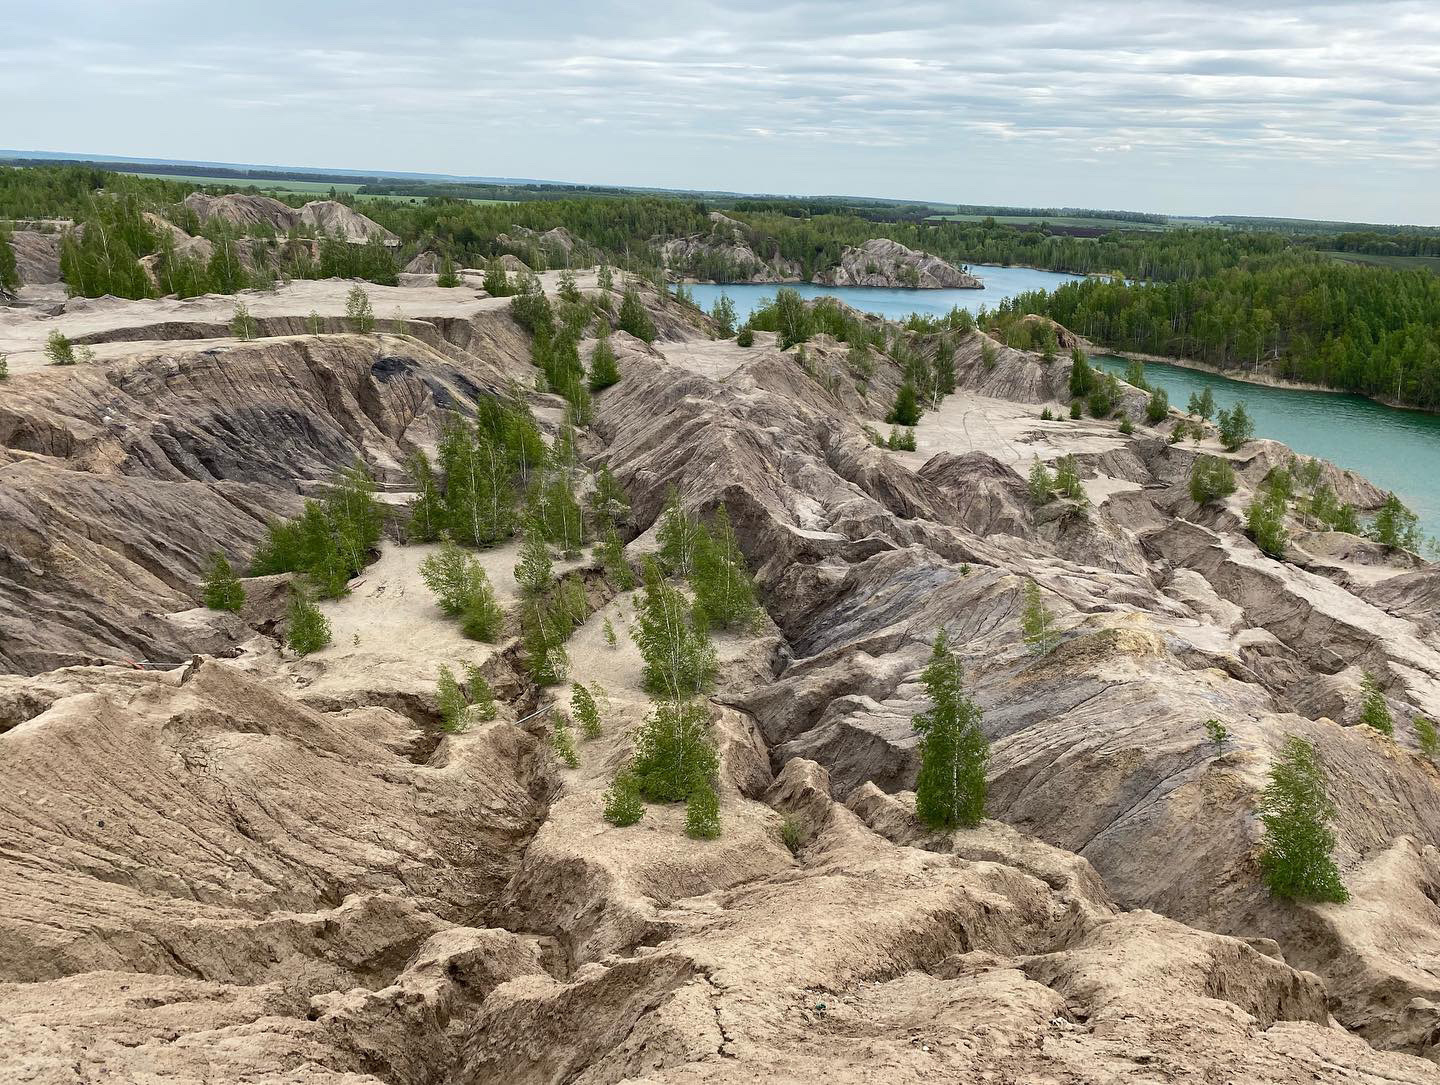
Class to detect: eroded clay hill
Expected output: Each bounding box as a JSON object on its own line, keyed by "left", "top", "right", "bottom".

{"left": 0, "top": 270, "right": 1437, "bottom": 1082}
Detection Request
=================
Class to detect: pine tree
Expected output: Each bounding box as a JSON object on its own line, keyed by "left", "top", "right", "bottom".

{"left": 406, "top": 451, "right": 445, "bottom": 543}
{"left": 1146, "top": 387, "right": 1170, "bottom": 424}
{"left": 1357, "top": 672, "right": 1394, "bottom": 735}
{"left": 596, "top": 264, "right": 614, "bottom": 291}
{"left": 634, "top": 560, "right": 717, "bottom": 699}
{"left": 692, "top": 505, "right": 762, "bottom": 631}
{"left": 1217, "top": 402, "right": 1255, "bottom": 451}
{"left": 1068, "top": 347, "right": 1094, "bottom": 399}
{"left": 912, "top": 631, "right": 988, "bottom": 829}
{"left": 589, "top": 333, "right": 621, "bottom": 391}
{"left": 572, "top": 683, "right": 603, "bottom": 739}
{"left": 287, "top": 590, "right": 332, "bottom": 656}
{"left": 201, "top": 552, "right": 246, "bottom": 612}
{"left": 603, "top": 770, "right": 644, "bottom": 826}
{"left": 1027, "top": 460, "right": 1054, "bottom": 505}
{"left": 1187, "top": 387, "right": 1216, "bottom": 421}
{"left": 685, "top": 780, "right": 722, "bottom": 839}
{"left": 1021, "top": 580, "right": 1059, "bottom": 655}
{"left": 618, "top": 289, "right": 657, "bottom": 343}
{"left": 888, "top": 381, "right": 921, "bottom": 427}
{"left": 630, "top": 698, "right": 718, "bottom": 802}
{"left": 1054, "top": 455, "right": 1086, "bottom": 501}
{"left": 231, "top": 301, "right": 257, "bottom": 341}
{"left": 1204, "top": 717, "right": 1229, "bottom": 758}
{"left": 710, "top": 294, "right": 737, "bottom": 338}
{"left": 656, "top": 487, "right": 700, "bottom": 578}
{"left": 1257, "top": 735, "right": 1348, "bottom": 903}
{"left": 514, "top": 519, "right": 554, "bottom": 596}
{"left": 588, "top": 465, "right": 631, "bottom": 531}
{"left": 437, "top": 257, "right": 461, "bottom": 288}
{"left": 482, "top": 259, "right": 511, "bottom": 297}
{"left": 436, "top": 664, "right": 469, "bottom": 731}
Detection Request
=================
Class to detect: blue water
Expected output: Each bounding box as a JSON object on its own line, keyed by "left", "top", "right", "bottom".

{"left": 1092, "top": 355, "right": 1440, "bottom": 542}
{"left": 686, "top": 264, "right": 1082, "bottom": 323}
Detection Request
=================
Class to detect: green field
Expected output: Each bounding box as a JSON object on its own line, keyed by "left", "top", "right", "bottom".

{"left": 1322, "top": 250, "right": 1440, "bottom": 273}
{"left": 925, "top": 212, "right": 1174, "bottom": 231}
{"left": 120, "top": 171, "right": 362, "bottom": 194}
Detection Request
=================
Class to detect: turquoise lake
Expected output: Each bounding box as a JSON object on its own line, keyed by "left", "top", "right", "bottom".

{"left": 686, "top": 272, "right": 1440, "bottom": 542}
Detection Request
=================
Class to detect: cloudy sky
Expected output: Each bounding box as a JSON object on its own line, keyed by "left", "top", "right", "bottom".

{"left": 6, "top": 1, "right": 1439, "bottom": 222}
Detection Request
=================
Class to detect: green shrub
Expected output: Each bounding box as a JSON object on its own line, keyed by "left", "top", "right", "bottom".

{"left": 286, "top": 590, "right": 331, "bottom": 655}
{"left": 1145, "top": 387, "right": 1170, "bottom": 424}
{"left": 1257, "top": 735, "right": 1348, "bottom": 902}
{"left": 572, "top": 682, "right": 603, "bottom": 739}
{"left": 1357, "top": 672, "right": 1394, "bottom": 735}
{"left": 201, "top": 552, "right": 246, "bottom": 612}
{"left": 1246, "top": 494, "right": 1288, "bottom": 559}
{"left": 779, "top": 816, "right": 803, "bottom": 855}
{"left": 1021, "top": 581, "right": 1058, "bottom": 655}
{"left": 736, "top": 326, "right": 755, "bottom": 347}
{"left": 684, "top": 780, "right": 722, "bottom": 839}
{"left": 618, "top": 288, "right": 657, "bottom": 343}
{"left": 1189, "top": 455, "right": 1237, "bottom": 505}
{"left": 1069, "top": 399, "right": 1082, "bottom": 419}
{"left": 1217, "top": 401, "right": 1254, "bottom": 451}
{"left": 1028, "top": 460, "right": 1054, "bottom": 505}
{"left": 603, "top": 770, "right": 645, "bottom": 826}
{"left": 552, "top": 715, "right": 580, "bottom": 767}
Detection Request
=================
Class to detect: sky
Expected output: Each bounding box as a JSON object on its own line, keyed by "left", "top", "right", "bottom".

{"left": 5, "top": 1, "right": 1439, "bottom": 224}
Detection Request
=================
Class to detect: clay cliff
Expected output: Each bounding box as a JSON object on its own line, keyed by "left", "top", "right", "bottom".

{"left": 0, "top": 269, "right": 1437, "bottom": 1082}
{"left": 813, "top": 237, "right": 981, "bottom": 289}
{"left": 181, "top": 192, "right": 398, "bottom": 243}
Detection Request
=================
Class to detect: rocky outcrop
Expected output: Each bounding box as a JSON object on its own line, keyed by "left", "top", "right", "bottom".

{"left": 181, "top": 193, "right": 395, "bottom": 244}
{"left": 496, "top": 225, "right": 589, "bottom": 267}
{"left": 661, "top": 212, "right": 802, "bottom": 283}
{"left": 814, "top": 237, "right": 982, "bottom": 289}
{"left": 6, "top": 230, "right": 62, "bottom": 285}
{"left": 297, "top": 199, "right": 398, "bottom": 244}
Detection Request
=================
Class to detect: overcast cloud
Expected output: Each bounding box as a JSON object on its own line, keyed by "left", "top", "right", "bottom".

{"left": 5, "top": 0, "right": 1439, "bottom": 222}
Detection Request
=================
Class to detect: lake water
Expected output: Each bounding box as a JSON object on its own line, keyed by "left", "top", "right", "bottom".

{"left": 686, "top": 264, "right": 1082, "bottom": 323}
{"left": 1092, "top": 355, "right": 1440, "bottom": 543}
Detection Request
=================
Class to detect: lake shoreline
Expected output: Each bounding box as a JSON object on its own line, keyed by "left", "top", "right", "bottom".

{"left": 1094, "top": 345, "right": 1440, "bottom": 417}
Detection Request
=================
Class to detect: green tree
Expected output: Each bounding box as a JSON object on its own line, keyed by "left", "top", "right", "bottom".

{"left": 406, "top": 451, "right": 445, "bottom": 543}
{"left": 460, "top": 565, "right": 503, "bottom": 641}
{"left": 888, "top": 381, "right": 921, "bottom": 427}
{"left": 1204, "top": 718, "right": 1229, "bottom": 758}
{"left": 201, "top": 552, "right": 246, "bottom": 612}
{"left": 1216, "top": 402, "right": 1255, "bottom": 451}
{"left": 482, "top": 258, "right": 511, "bottom": 297}
{"left": 603, "top": 770, "right": 644, "bottom": 826}
{"left": 552, "top": 714, "right": 580, "bottom": 767}
{"left": 588, "top": 465, "right": 631, "bottom": 531}
{"left": 1021, "top": 580, "right": 1059, "bottom": 655}
{"left": 1357, "top": 672, "right": 1394, "bottom": 735}
{"left": 436, "top": 664, "right": 469, "bottom": 731}
{"left": 1246, "top": 493, "right": 1289, "bottom": 559}
{"left": 596, "top": 264, "right": 614, "bottom": 291}
{"left": 1187, "top": 387, "right": 1216, "bottom": 421}
{"left": 437, "top": 257, "right": 461, "bottom": 288}
{"left": 1189, "top": 455, "right": 1237, "bottom": 504}
{"left": 1257, "top": 735, "right": 1348, "bottom": 903}
{"left": 603, "top": 617, "right": 619, "bottom": 648}
{"left": 656, "top": 487, "right": 700, "bottom": 578}
{"left": 0, "top": 355, "right": 8, "bottom": 381}
{"left": 1145, "top": 387, "right": 1170, "bottom": 424}
{"left": 1371, "top": 493, "right": 1420, "bottom": 551}
{"left": 1068, "top": 347, "right": 1094, "bottom": 399}
{"left": 419, "top": 539, "right": 472, "bottom": 615}
{"left": 589, "top": 332, "right": 621, "bottom": 391}
{"left": 572, "top": 683, "right": 603, "bottom": 739}
{"left": 514, "top": 518, "right": 554, "bottom": 596}
{"left": 345, "top": 285, "right": 375, "bottom": 333}
{"left": 231, "top": 301, "right": 257, "bottom": 341}
{"left": 692, "top": 505, "right": 762, "bottom": 631}
{"left": 912, "top": 631, "right": 988, "bottom": 829}
{"left": 634, "top": 559, "right": 717, "bottom": 699}
{"left": 618, "top": 288, "right": 657, "bottom": 343}
{"left": 1027, "top": 459, "right": 1054, "bottom": 505}
{"left": 287, "top": 589, "right": 332, "bottom": 655}
{"left": 1054, "top": 454, "right": 1086, "bottom": 501}
{"left": 45, "top": 331, "right": 79, "bottom": 365}
{"left": 629, "top": 698, "right": 718, "bottom": 802}
{"left": 736, "top": 326, "right": 755, "bottom": 347}
{"left": 685, "top": 780, "right": 722, "bottom": 839}
{"left": 710, "top": 293, "right": 737, "bottom": 338}
{"left": 465, "top": 663, "right": 497, "bottom": 720}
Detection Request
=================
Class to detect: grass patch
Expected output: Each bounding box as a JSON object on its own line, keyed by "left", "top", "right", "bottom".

{"left": 1322, "top": 250, "right": 1440, "bottom": 274}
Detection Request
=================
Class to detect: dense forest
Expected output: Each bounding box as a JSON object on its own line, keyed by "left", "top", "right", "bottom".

{"left": 996, "top": 254, "right": 1440, "bottom": 409}
{"left": 6, "top": 162, "right": 1440, "bottom": 408}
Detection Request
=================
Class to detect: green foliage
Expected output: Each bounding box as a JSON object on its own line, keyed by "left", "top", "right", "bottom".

{"left": 685, "top": 780, "right": 722, "bottom": 839}
{"left": 1357, "top": 672, "right": 1394, "bottom": 735}
{"left": 0, "top": 355, "right": 8, "bottom": 381}
{"left": 779, "top": 816, "right": 803, "bottom": 855}
{"left": 634, "top": 560, "right": 717, "bottom": 699}
{"left": 1145, "top": 386, "right": 1170, "bottom": 424}
{"left": 482, "top": 258, "right": 512, "bottom": 297}
{"left": 1189, "top": 455, "right": 1237, "bottom": 504}
{"left": 552, "top": 715, "right": 580, "bottom": 767}
{"left": 1028, "top": 460, "right": 1054, "bottom": 505}
{"left": 912, "top": 631, "right": 988, "bottom": 830}
{"left": 1204, "top": 718, "right": 1229, "bottom": 758}
{"left": 603, "top": 770, "right": 645, "bottom": 826}
{"left": 1054, "top": 455, "right": 1086, "bottom": 501}
{"left": 465, "top": 663, "right": 497, "bottom": 720}
{"left": 436, "top": 664, "right": 469, "bottom": 732}
{"left": 656, "top": 487, "right": 700, "bottom": 578}
{"left": 1414, "top": 716, "right": 1439, "bottom": 758}
{"left": 736, "top": 326, "right": 755, "bottom": 347}
{"left": 630, "top": 697, "right": 718, "bottom": 803}
{"left": 406, "top": 451, "right": 445, "bottom": 543}
{"left": 1068, "top": 347, "right": 1094, "bottom": 399}
{"left": 231, "top": 301, "right": 257, "bottom": 341}
{"left": 596, "top": 264, "right": 614, "bottom": 291}
{"left": 1257, "top": 735, "right": 1348, "bottom": 903}
{"left": 436, "top": 257, "right": 461, "bottom": 287}
{"left": 598, "top": 525, "right": 637, "bottom": 590}
{"left": 201, "top": 552, "right": 246, "bottom": 612}
{"left": 692, "top": 504, "right": 763, "bottom": 631}
{"left": 603, "top": 617, "right": 619, "bottom": 648}
{"left": 1371, "top": 492, "right": 1420, "bottom": 551}
{"left": 710, "top": 293, "right": 737, "bottom": 337}
{"left": 588, "top": 465, "right": 631, "bottom": 532}
{"left": 572, "top": 683, "right": 603, "bottom": 739}
{"left": 460, "top": 572, "right": 503, "bottom": 641}
{"left": 345, "top": 285, "right": 375, "bottom": 334}
{"left": 1187, "top": 387, "right": 1216, "bottom": 421}
{"left": 1069, "top": 399, "right": 1082, "bottom": 419}
{"left": 1216, "top": 401, "right": 1255, "bottom": 451}
{"left": 251, "top": 462, "right": 383, "bottom": 597}
{"left": 286, "top": 589, "right": 331, "bottom": 656}
{"left": 1124, "top": 359, "right": 1150, "bottom": 391}
{"left": 0, "top": 225, "right": 17, "bottom": 293}
{"left": 888, "top": 381, "right": 921, "bottom": 427}
{"left": 886, "top": 426, "right": 917, "bottom": 451}
{"left": 589, "top": 332, "right": 621, "bottom": 391}
{"left": 514, "top": 518, "right": 554, "bottom": 596}
{"left": 1246, "top": 492, "right": 1289, "bottom": 559}
{"left": 521, "top": 597, "right": 570, "bottom": 686}
{"left": 45, "top": 330, "right": 88, "bottom": 365}
{"left": 1022, "top": 580, "right": 1059, "bottom": 655}
{"left": 618, "top": 288, "right": 657, "bottom": 343}
{"left": 980, "top": 339, "right": 998, "bottom": 370}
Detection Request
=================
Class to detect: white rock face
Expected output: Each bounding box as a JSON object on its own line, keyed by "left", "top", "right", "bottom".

{"left": 813, "top": 236, "right": 982, "bottom": 288}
